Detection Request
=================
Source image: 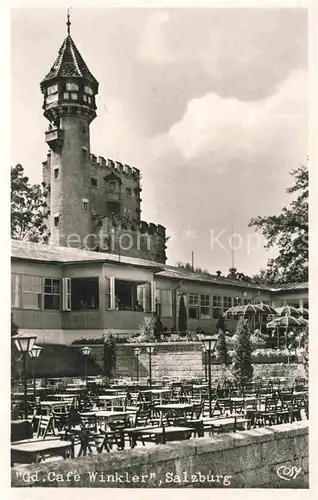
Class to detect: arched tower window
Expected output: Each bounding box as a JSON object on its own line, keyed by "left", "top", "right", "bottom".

{"left": 66, "top": 82, "right": 79, "bottom": 91}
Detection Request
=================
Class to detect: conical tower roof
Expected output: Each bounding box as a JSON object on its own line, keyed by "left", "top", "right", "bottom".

{"left": 41, "top": 34, "right": 98, "bottom": 89}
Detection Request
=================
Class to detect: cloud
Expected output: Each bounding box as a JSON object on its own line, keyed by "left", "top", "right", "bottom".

{"left": 168, "top": 68, "right": 307, "bottom": 169}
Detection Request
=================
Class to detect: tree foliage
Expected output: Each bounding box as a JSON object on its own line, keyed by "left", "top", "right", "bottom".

{"left": 216, "top": 329, "right": 229, "bottom": 366}
{"left": 103, "top": 330, "right": 117, "bottom": 379}
{"left": 216, "top": 315, "right": 226, "bottom": 333}
{"left": 226, "top": 267, "right": 255, "bottom": 283}
{"left": 11, "top": 164, "right": 49, "bottom": 242}
{"left": 299, "top": 325, "right": 309, "bottom": 380}
{"left": 178, "top": 294, "right": 187, "bottom": 334}
{"left": 249, "top": 164, "right": 308, "bottom": 284}
{"left": 231, "top": 317, "right": 253, "bottom": 385}
{"left": 154, "top": 316, "right": 163, "bottom": 340}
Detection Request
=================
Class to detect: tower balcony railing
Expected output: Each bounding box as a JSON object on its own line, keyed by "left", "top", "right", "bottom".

{"left": 106, "top": 191, "right": 121, "bottom": 202}
{"left": 45, "top": 127, "right": 64, "bottom": 150}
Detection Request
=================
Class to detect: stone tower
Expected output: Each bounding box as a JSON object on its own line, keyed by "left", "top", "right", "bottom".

{"left": 40, "top": 17, "right": 167, "bottom": 263}
{"left": 40, "top": 17, "right": 98, "bottom": 247}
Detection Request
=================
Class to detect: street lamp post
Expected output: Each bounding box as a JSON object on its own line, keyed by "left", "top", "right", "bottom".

{"left": 80, "top": 346, "right": 91, "bottom": 385}
{"left": 12, "top": 333, "right": 37, "bottom": 419}
{"left": 145, "top": 345, "right": 155, "bottom": 388}
{"left": 202, "top": 345, "right": 208, "bottom": 382}
{"left": 134, "top": 348, "right": 141, "bottom": 381}
{"left": 200, "top": 336, "right": 218, "bottom": 417}
{"left": 29, "top": 344, "right": 42, "bottom": 401}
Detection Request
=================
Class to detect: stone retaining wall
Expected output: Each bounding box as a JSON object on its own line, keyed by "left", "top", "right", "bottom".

{"left": 12, "top": 421, "right": 309, "bottom": 488}
{"left": 70, "top": 342, "right": 305, "bottom": 380}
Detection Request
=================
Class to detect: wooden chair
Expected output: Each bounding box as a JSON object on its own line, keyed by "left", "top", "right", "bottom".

{"left": 255, "top": 395, "right": 279, "bottom": 426}
{"left": 36, "top": 415, "right": 55, "bottom": 439}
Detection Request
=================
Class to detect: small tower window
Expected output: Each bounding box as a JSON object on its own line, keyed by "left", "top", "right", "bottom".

{"left": 82, "top": 147, "right": 87, "bottom": 160}
{"left": 63, "top": 92, "right": 70, "bottom": 100}
{"left": 82, "top": 199, "right": 89, "bottom": 212}
{"left": 54, "top": 168, "right": 59, "bottom": 179}
{"left": 47, "top": 85, "right": 58, "bottom": 95}
{"left": 125, "top": 187, "right": 132, "bottom": 196}
{"left": 84, "top": 85, "right": 93, "bottom": 95}
{"left": 83, "top": 95, "right": 88, "bottom": 102}
{"left": 66, "top": 83, "right": 79, "bottom": 91}
{"left": 70, "top": 93, "right": 78, "bottom": 100}
{"left": 91, "top": 178, "right": 98, "bottom": 188}
{"left": 54, "top": 216, "right": 60, "bottom": 227}
{"left": 87, "top": 96, "right": 92, "bottom": 104}
{"left": 46, "top": 94, "right": 58, "bottom": 104}
{"left": 109, "top": 181, "right": 116, "bottom": 192}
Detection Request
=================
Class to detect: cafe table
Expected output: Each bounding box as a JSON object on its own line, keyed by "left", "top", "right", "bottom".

{"left": 37, "top": 401, "right": 72, "bottom": 414}
{"left": 142, "top": 388, "right": 172, "bottom": 404}
{"left": 98, "top": 395, "right": 127, "bottom": 411}
{"left": 65, "top": 387, "right": 87, "bottom": 394}
{"left": 48, "top": 393, "right": 78, "bottom": 401}
{"left": 203, "top": 415, "right": 250, "bottom": 435}
{"left": 155, "top": 403, "right": 194, "bottom": 425}
{"left": 100, "top": 389, "right": 121, "bottom": 395}
{"left": 81, "top": 409, "right": 136, "bottom": 426}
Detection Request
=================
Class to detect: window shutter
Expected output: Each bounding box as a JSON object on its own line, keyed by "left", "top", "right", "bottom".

{"left": 62, "top": 277, "right": 71, "bottom": 311}
{"left": 105, "top": 277, "right": 115, "bottom": 309}
{"left": 151, "top": 281, "right": 156, "bottom": 312}
{"left": 110, "top": 276, "right": 115, "bottom": 309}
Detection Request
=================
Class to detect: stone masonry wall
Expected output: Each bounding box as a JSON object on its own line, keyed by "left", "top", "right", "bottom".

{"left": 115, "top": 342, "right": 204, "bottom": 380}
{"left": 12, "top": 421, "right": 309, "bottom": 488}
{"left": 72, "top": 343, "right": 305, "bottom": 381}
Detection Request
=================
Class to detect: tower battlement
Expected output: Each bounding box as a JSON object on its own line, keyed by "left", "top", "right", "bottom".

{"left": 90, "top": 154, "right": 140, "bottom": 179}
{"left": 97, "top": 215, "right": 167, "bottom": 263}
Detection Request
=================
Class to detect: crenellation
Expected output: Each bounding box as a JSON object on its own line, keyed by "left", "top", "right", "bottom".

{"left": 124, "top": 164, "right": 132, "bottom": 175}
{"left": 115, "top": 161, "right": 123, "bottom": 173}
{"left": 157, "top": 224, "right": 166, "bottom": 236}
{"left": 149, "top": 223, "right": 157, "bottom": 234}
{"left": 97, "top": 156, "right": 106, "bottom": 167}
{"left": 131, "top": 167, "right": 140, "bottom": 178}
{"left": 107, "top": 158, "right": 115, "bottom": 169}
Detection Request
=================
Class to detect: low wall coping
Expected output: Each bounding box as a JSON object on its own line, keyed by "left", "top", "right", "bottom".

{"left": 12, "top": 421, "right": 309, "bottom": 487}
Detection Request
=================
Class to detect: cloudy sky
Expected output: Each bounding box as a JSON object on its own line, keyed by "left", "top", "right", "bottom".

{"left": 11, "top": 8, "right": 308, "bottom": 275}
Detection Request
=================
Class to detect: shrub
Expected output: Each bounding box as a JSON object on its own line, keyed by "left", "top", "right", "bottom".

{"left": 178, "top": 294, "right": 187, "bottom": 334}
{"left": 154, "top": 316, "right": 163, "bottom": 341}
{"left": 231, "top": 318, "right": 253, "bottom": 385}
{"left": 215, "top": 329, "right": 229, "bottom": 366}
{"left": 250, "top": 332, "right": 266, "bottom": 345}
{"left": 71, "top": 337, "right": 104, "bottom": 345}
{"left": 216, "top": 315, "right": 226, "bottom": 333}
{"left": 299, "top": 325, "right": 308, "bottom": 380}
{"left": 25, "top": 344, "right": 101, "bottom": 378}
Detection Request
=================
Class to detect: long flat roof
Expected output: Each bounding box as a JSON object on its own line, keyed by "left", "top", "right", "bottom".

{"left": 11, "top": 239, "right": 164, "bottom": 270}
{"left": 158, "top": 267, "right": 308, "bottom": 292}
{"left": 11, "top": 240, "right": 308, "bottom": 292}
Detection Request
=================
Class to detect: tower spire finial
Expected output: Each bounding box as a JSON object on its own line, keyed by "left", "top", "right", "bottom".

{"left": 66, "top": 8, "right": 71, "bottom": 36}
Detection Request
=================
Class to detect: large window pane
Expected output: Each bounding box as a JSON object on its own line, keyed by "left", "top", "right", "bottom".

{"left": 200, "top": 294, "right": 210, "bottom": 319}
{"left": 22, "top": 275, "right": 41, "bottom": 310}
{"left": 71, "top": 277, "right": 99, "bottom": 310}
{"left": 161, "top": 290, "right": 172, "bottom": 317}
{"left": 44, "top": 278, "right": 61, "bottom": 310}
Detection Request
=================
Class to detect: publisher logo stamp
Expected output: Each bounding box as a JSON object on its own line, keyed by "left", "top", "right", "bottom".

{"left": 276, "top": 465, "right": 302, "bottom": 481}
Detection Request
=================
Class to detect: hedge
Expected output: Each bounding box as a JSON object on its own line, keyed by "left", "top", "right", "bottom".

{"left": 23, "top": 344, "right": 102, "bottom": 378}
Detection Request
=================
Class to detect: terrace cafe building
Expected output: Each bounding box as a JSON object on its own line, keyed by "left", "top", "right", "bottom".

{"left": 11, "top": 240, "right": 308, "bottom": 345}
